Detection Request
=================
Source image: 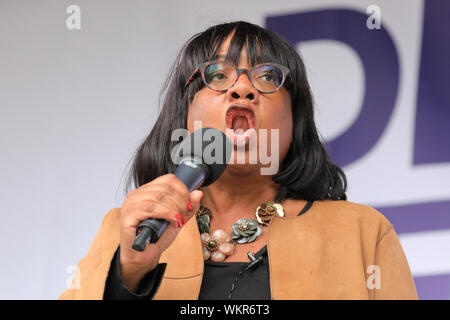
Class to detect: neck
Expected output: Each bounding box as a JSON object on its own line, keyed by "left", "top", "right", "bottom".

{"left": 200, "top": 166, "right": 280, "bottom": 222}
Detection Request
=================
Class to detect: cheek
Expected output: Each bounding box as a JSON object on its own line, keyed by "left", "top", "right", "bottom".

{"left": 187, "top": 91, "right": 224, "bottom": 133}
{"left": 186, "top": 105, "right": 199, "bottom": 133}
{"left": 264, "top": 98, "right": 293, "bottom": 159}
{"left": 278, "top": 109, "right": 293, "bottom": 157}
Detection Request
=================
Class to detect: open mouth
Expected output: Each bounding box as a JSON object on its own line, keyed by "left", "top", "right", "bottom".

{"left": 225, "top": 106, "right": 256, "bottom": 146}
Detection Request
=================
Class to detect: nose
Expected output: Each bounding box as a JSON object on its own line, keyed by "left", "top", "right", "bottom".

{"left": 226, "top": 71, "right": 259, "bottom": 103}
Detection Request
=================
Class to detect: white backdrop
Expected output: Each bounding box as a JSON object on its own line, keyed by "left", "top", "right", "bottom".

{"left": 0, "top": 0, "right": 449, "bottom": 299}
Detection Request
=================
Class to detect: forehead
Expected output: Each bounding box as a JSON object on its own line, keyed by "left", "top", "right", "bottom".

{"left": 212, "top": 34, "right": 261, "bottom": 67}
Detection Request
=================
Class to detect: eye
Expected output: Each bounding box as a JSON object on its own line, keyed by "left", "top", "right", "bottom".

{"left": 260, "top": 72, "right": 275, "bottom": 82}
{"left": 256, "top": 71, "right": 277, "bottom": 83}
{"left": 210, "top": 72, "right": 227, "bottom": 81}
{"left": 205, "top": 64, "right": 231, "bottom": 83}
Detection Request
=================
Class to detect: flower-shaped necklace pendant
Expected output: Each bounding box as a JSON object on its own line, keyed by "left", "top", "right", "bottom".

{"left": 255, "top": 202, "right": 284, "bottom": 226}
{"left": 231, "top": 219, "right": 262, "bottom": 244}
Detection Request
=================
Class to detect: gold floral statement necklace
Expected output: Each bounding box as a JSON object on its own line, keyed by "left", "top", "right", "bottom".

{"left": 196, "top": 202, "right": 285, "bottom": 262}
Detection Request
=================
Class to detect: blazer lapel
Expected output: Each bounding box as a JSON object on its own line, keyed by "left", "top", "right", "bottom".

{"left": 153, "top": 217, "right": 204, "bottom": 299}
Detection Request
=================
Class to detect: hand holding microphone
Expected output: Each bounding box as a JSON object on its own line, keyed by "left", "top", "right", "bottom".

{"left": 119, "top": 128, "right": 231, "bottom": 292}
{"left": 119, "top": 174, "right": 203, "bottom": 292}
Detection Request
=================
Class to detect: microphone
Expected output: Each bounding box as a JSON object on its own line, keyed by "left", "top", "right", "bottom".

{"left": 132, "top": 127, "right": 232, "bottom": 252}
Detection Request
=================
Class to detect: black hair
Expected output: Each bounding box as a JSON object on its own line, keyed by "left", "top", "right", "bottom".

{"left": 124, "top": 21, "right": 347, "bottom": 202}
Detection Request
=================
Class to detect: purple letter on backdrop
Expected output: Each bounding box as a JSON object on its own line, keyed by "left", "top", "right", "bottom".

{"left": 413, "top": 0, "right": 450, "bottom": 165}
{"left": 266, "top": 9, "right": 399, "bottom": 167}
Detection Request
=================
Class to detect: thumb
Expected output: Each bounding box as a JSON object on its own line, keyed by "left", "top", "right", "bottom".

{"left": 188, "top": 190, "right": 203, "bottom": 217}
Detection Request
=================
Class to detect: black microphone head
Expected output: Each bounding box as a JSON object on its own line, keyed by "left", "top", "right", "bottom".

{"left": 171, "top": 127, "right": 232, "bottom": 187}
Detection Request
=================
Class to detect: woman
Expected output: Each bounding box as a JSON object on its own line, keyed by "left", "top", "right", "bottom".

{"left": 60, "top": 21, "right": 418, "bottom": 300}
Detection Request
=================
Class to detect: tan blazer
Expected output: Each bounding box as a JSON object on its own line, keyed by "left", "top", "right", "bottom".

{"left": 59, "top": 200, "right": 418, "bottom": 300}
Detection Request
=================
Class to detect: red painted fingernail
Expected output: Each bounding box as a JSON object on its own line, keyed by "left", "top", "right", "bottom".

{"left": 177, "top": 220, "right": 182, "bottom": 228}
{"left": 181, "top": 217, "right": 186, "bottom": 225}
{"left": 187, "top": 201, "right": 192, "bottom": 211}
{"left": 174, "top": 213, "right": 181, "bottom": 220}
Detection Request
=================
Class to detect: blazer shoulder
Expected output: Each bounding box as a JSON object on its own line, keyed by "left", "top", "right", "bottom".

{"left": 311, "top": 200, "right": 394, "bottom": 235}
{"left": 102, "top": 207, "right": 121, "bottom": 228}
{"left": 314, "top": 199, "right": 390, "bottom": 219}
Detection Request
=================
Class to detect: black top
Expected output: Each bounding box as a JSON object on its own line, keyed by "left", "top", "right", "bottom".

{"left": 199, "top": 245, "right": 270, "bottom": 300}
{"left": 103, "top": 201, "right": 313, "bottom": 300}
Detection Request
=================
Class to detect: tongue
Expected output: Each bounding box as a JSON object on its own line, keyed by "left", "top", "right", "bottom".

{"left": 232, "top": 116, "right": 249, "bottom": 132}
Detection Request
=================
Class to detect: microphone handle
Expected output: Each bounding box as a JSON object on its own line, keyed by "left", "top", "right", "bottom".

{"left": 132, "top": 159, "right": 208, "bottom": 252}
{"left": 132, "top": 219, "right": 169, "bottom": 251}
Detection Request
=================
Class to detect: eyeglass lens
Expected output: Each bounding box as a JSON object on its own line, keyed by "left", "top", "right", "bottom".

{"left": 203, "top": 62, "right": 285, "bottom": 93}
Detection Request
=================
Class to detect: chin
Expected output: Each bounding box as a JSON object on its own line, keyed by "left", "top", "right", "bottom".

{"left": 225, "top": 162, "right": 260, "bottom": 177}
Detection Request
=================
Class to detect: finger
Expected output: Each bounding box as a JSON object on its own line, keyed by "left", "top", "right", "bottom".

{"left": 185, "top": 190, "right": 203, "bottom": 222}
{"left": 126, "top": 186, "right": 189, "bottom": 217}
{"left": 122, "top": 202, "right": 183, "bottom": 229}
{"left": 137, "top": 174, "right": 189, "bottom": 199}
